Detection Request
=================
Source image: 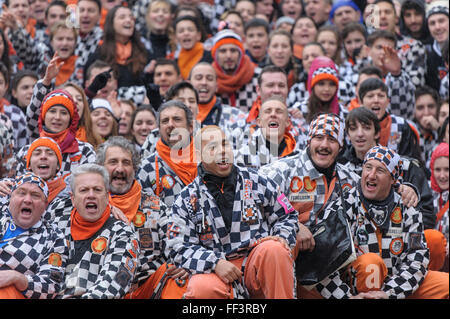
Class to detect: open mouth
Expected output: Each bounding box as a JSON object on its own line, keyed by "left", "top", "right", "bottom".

{"left": 216, "top": 158, "right": 231, "bottom": 169}
{"left": 21, "top": 207, "right": 32, "bottom": 215}
{"left": 365, "top": 181, "right": 377, "bottom": 191}
{"left": 85, "top": 202, "right": 98, "bottom": 212}
{"left": 268, "top": 121, "right": 280, "bottom": 129}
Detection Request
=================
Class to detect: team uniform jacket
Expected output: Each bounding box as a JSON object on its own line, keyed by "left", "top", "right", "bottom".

{"left": 432, "top": 189, "right": 449, "bottom": 242}
{"left": 260, "top": 148, "right": 360, "bottom": 227}
{"left": 0, "top": 114, "right": 15, "bottom": 178}
{"left": 137, "top": 149, "right": 194, "bottom": 208}
{"left": 315, "top": 186, "right": 429, "bottom": 299}
{"left": 75, "top": 26, "right": 104, "bottom": 71}
{"left": 3, "top": 104, "right": 29, "bottom": 152}
{"left": 127, "top": 191, "right": 172, "bottom": 288}
{"left": 235, "top": 127, "right": 301, "bottom": 169}
{"left": 396, "top": 33, "right": 427, "bottom": 87}
{"left": 167, "top": 165, "right": 298, "bottom": 296}
{"left": 0, "top": 206, "right": 67, "bottom": 299}
{"left": 219, "top": 67, "right": 261, "bottom": 114}
{"left": 338, "top": 146, "right": 436, "bottom": 229}
{"left": 53, "top": 210, "right": 139, "bottom": 299}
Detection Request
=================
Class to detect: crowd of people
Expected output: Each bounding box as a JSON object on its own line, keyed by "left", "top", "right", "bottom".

{"left": 0, "top": 0, "right": 448, "bottom": 299}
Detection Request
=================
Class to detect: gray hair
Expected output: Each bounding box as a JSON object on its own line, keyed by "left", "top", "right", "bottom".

{"left": 96, "top": 136, "right": 141, "bottom": 171}
{"left": 70, "top": 163, "right": 110, "bottom": 193}
{"left": 157, "top": 100, "right": 194, "bottom": 129}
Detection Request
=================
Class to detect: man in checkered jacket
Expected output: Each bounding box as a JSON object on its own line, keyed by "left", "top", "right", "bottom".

{"left": 167, "top": 125, "right": 298, "bottom": 299}
{"left": 52, "top": 164, "right": 139, "bottom": 298}
{"left": 137, "top": 101, "right": 198, "bottom": 208}
{"left": 314, "top": 146, "right": 449, "bottom": 299}
{"left": 0, "top": 173, "right": 67, "bottom": 299}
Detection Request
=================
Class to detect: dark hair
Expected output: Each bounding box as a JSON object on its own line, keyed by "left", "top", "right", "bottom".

{"left": 415, "top": 85, "right": 440, "bottom": 106}
{"left": 78, "top": 0, "right": 101, "bottom": 12}
{"left": 174, "top": 5, "right": 208, "bottom": 41}
{"left": 438, "top": 116, "right": 449, "bottom": 143}
{"left": 0, "top": 62, "right": 10, "bottom": 88}
{"left": 315, "top": 25, "right": 342, "bottom": 65}
{"left": 154, "top": 58, "right": 180, "bottom": 75}
{"left": 303, "top": 41, "right": 326, "bottom": 55}
{"left": 442, "top": 40, "right": 449, "bottom": 64}
{"left": 100, "top": 5, "right": 147, "bottom": 75}
{"left": 358, "top": 77, "right": 389, "bottom": 101}
{"left": 165, "top": 81, "right": 199, "bottom": 103}
{"left": 341, "top": 21, "right": 367, "bottom": 42}
{"left": 45, "top": 0, "right": 67, "bottom": 18}
{"left": 244, "top": 17, "right": 271, "bottom": 34}
{"left": 258, "top": 65, "right": 287, "bottom": 86}
{"left": 174, "top": 15, "right": 202, "bottom": 33}
{"left": 157, "top": 100, "right": 193, "bottom": 128}
{"left": 130, "top": 105, "right": 157, "bottom": 145}
{"left": 367, "top": 29, "right": 397, "bottom": 47}
{"left": 0, "top": 29, "right": 12, "bottom": 75}
{"left": 374, "top": 0, "right": 396, "bottom": 13}
{"left": 345, "top": 107, "right": 381, "bottom": 139}
{"left": 358, "top": 65, "right": 383, "bottom": 80}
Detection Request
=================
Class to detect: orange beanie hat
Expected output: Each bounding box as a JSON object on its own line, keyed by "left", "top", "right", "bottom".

{"left": 26, "top": 137, "right": 63, "bottom": 171}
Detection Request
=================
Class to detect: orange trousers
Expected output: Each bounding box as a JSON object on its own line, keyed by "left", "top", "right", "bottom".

{"left": 125, "top": 263, "right": 187, "bottom": 299}
{"left": 185, "top": 239, "right": 295, "bottom": 299}
{"left": 299, "top": 253, "right": 449, "bottom": 299}
{"left": 0, "top": 286, "right": 26, "bottom": 299}
{"left": 424, "top": 229, "right": 448, "bottom": 271}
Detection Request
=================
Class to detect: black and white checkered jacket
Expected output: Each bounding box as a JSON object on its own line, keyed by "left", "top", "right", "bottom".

{"left": 0, "top": 113, "right": 16, "bottom": 178}
{"left": 315, "top": 186, "right": 429, "bottom": 299}
{"left": 0, "top": 206, "right": 67, "bottom": 299}
{"left": 53, "top": 210, "right": 139, "bottom": 298}
{"left": 440, "top": 74, "right": 449, "bottom": 99}
{"left": 260, "top": 148, "right": 360, "bottom": 227}
{"left": 75, "top": 26, "right": 103, "bottom": 71}
{"left": 432, "top": 189, "right": 449, "bottom": 243}
{"left": 3, "top": 104, "right": 29, "bottom": 152}
{"left": 166, "top": 165, "right": 298, "bottom": 286}
{"left": 396, "top": 34, "right": 427, "bottom": 87}
{"left": 218, "top": 67, "right": 261, "bottom": 114}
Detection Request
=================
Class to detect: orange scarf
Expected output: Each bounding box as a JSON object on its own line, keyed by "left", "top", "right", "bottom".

{"left": 348, "top": 98, "right": 360, "bottom": 111}
{"left": 70, "top": 205, "right": 111, "bottom": 241}
{"left": 109, "top": 180, "right": 142, "bottom": 222}
{"left": 246, "top": 96, "right": 261, "bottom": 123}
{"left": 116, "top": 41, "right": 132, "bottom": 65}
{"left": 378, "top": 114, "right": 392, "bottom": 147}
{"left": 197, "top": 96, "right": 217, "bottom": 123}
{"left": 178, "top": 42, "right": 205, "bottom": 80}
{"left": 76, "top": 126, "right": 88, "bottom": 143}
{"left": 55, "top": 55, "right": 78, "bottom": 87}
{"left": 46, "top": 176, "right": 67, "bottom": 203}
{"left": 155, "top": 139, "right": 198, "bottom": 186}
{"left": 214, "top": 55, "right": 256, "bottom": 95}
{"left": 281, "top": 132, "right": 297, "bottom": 157}
{"left": 293, "top": 44, "right": 303, "bottom": 60}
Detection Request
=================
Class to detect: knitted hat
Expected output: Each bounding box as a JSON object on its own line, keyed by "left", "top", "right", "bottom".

{"left": 26, "top": 137, "right": 63, "bottom": 171}
{"left": 329, "top": 0, "right": 363, "bottom": 22}
{"left": 308, "top": 57, "right": 340, "bottom": 90}
{"left": 11, "top": 173, "right": 49, "bottom": 199}
{"left": 426, "top": 1, "right": 449, "bottom": 20}
{"left": 308, "top": 113, "right": 344, "bottom": 146}
{"left": 363, "top": 145, "right": 403, "bottom": 182}
{"left": 211, "top": 29, "right": 245, "bottom": 61}
{"left": 430, "top": 142, "right": 449, "bottom": 193}
{"left": 91, "top": 98, "right": 114, "bottom": 115}
{"left": 41, "top": 89, "right": 76, "bottom": 120}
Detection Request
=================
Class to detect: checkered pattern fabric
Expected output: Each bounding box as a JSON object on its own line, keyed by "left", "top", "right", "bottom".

{"left": 128, "top": 192, "right": 172, "bottom": 287}
{"left": 289, "top": 99, "right": 348, "bottom": 127}
{"left": 27, "top": 80, "right": 53, "bottom": 141}
{"left": 211, "top": 0, "right": 237, "bottom": 33}
{"left": 440, "top": 74, "right": 449, "bottom": 99}
{"left": 219, "top": 67, "right": 261, "bottom": 113}
{"left": 432, "top": 189, "right": 449, "bottom": 242}
{"left": 315, "top": 187, "right": 429, "bottom": 299}
{"left": 0, "top": 113, "right": 16, "bottom": 178}
{"left": 0, "top": 205, "right": 67, "bottom": 299}
{"left": 396, "top": 34, "right": 427, "bottom": 87}
{"left": 308, "top": 113, "right": 345, "bottom": 146}
{"left": 426, "top": 3, "right": 449, "bottom": 19}
{"left": 259, "top": 148, "right": 360, "bottom": 227}
{"left": 74, "top": 26, "right": 103, "bottom": 69}
{"left": 15, "top": 140, "right": 96, "bottom": 178}
{"left": 287, "top": 78, "right": 355, "bottom": 109}
{"left": 53, "top": 209, "right": 139, "bottom": 298}
{"left": 137, "top": 149, "right": 193, "bottom": 208}
{"left": 3, "top": 104, "right": 29, "bottom": 151}
{"left": 382, "top": 113, "right": 421, "bottom": 160}
{"left": 364, "top": 146, "right": 403, "bottom": 182}
{"left": 166, "top": 165, "right": 298, "bottom": 298}
{"left": 140, "top": 128, "right": 160, "bottom": 160}
{"left": 11, "top": 173, "right": 49, "bottom": 198}
{"left": 311, "top": 66, "right": 339, "bottom": 82}
{"left": 235, "top": 127, "right": 301, "bottom": 169}
{"left": 117, "top": 85, "right": 147, "bottom": 107}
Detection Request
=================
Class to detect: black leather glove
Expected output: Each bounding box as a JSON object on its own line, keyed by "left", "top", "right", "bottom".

{"left": 85, "top": 69, "right": 112, "bottom": 98}
{"left": 146, "top": 83, "right": 162, "bottom": 110}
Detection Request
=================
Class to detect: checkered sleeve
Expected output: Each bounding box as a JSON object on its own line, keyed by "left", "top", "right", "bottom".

{"left": 382, "top": 206, "right": 428, "bottom": 299}
{"left": 23, "top": 223, "right": 68, "bottom": 299}
{"left": 386, "top": 71, "right": 416, "bottom": 121}
{"left": 260, "top": 176, "right": 299, "bottom": 248}
{"left": 26, "top": 80, "right": 53, "bottom": 140}
{"left": 398, "top": 37, "right": 426, "bottom": 87}
{"left": 167, "top": 188, "right": 225, "bottom": 275}
{"left": 8, "top": 27, "right": 42, "bottom": 72}
{"left": 440, "top": 74, "right": 449, "bottom": 99}
{"left": 81, "top": 222, "right": 139, "bottom": 298}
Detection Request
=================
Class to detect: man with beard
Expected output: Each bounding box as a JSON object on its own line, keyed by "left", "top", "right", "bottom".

{"left": 399, "top": 0, "right": 433, "bottom": 45}
{"left": 137, "top": 100, "right": 198, "bottom": 207}
{"left": 167, "top": 125, "right": 298, "bottom": 299}
{"left": 96, "top": 136, "right": 188, "bottom": 299}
